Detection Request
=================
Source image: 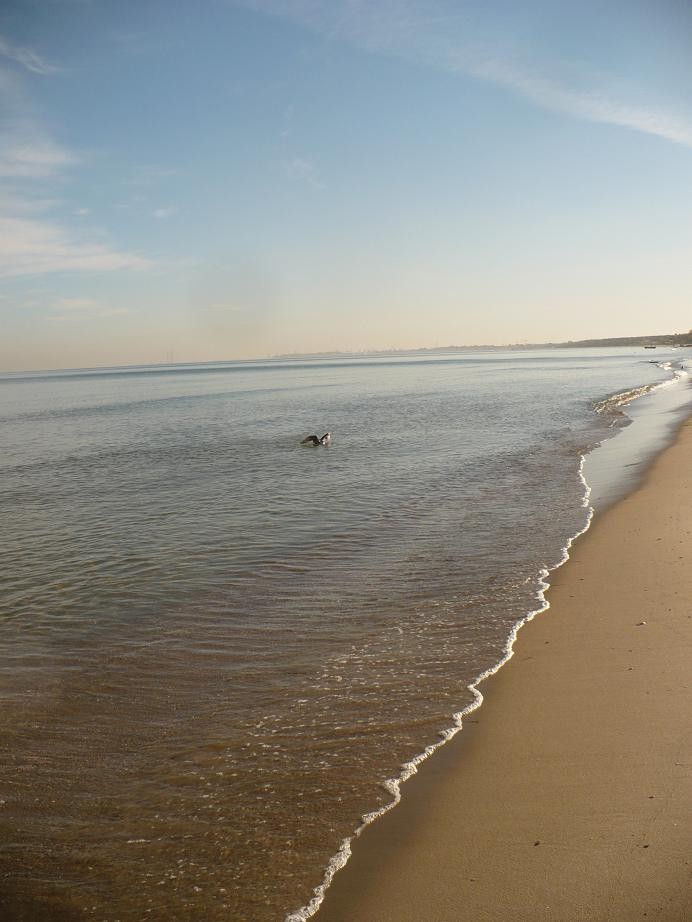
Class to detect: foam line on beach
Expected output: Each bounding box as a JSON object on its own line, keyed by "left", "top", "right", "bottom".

{"left": 284, "top": 360, "right": 687, "bottom": 922}
{"left": 284, "top": 459, "right": 594, "bottom": 922}
{"left": 594, "top": 360, "right": 688, "bottom": 420}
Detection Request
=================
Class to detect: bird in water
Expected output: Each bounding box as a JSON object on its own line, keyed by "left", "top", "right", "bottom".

{"left": 301, "top": 432, "right": 332, "bottom": 446}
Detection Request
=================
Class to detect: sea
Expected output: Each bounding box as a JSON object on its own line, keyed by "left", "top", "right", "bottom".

{"left": 1, "top": 347, "right": 691, "bottom": 922}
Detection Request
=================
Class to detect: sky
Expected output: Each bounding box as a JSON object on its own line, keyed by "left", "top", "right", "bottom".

{"left": 1, "top": 0, "right": 692, "bottom": 371}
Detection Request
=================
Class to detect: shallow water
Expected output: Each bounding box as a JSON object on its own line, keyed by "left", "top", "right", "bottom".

{"left": 0, "top": 348, "right": 689, "bottom": 921}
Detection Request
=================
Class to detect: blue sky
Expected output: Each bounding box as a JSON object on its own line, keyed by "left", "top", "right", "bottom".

{"left": 1, "top": 0, "right": 692, "bottom": 370}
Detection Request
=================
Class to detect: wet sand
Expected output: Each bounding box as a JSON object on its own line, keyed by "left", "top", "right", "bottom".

{"left": 314, "top": 418, "right": 692, "bottom": 922}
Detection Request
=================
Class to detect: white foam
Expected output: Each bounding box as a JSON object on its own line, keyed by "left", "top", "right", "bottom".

{"left": 285, "top": 362, "right": 690, "bottom": 922}
{"left": 285, "top": 463, "right": 593, "bottom": 922}
{"left": 594, "top": 361, "right": 687, "bottom": 418}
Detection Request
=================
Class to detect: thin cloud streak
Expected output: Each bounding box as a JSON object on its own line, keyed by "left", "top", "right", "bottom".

{"left": 0, "top": 127, "right": 78, "bottom": 178}
{"left": 0, "top": 68, "right": 151, "bottom": 277}
{"left": 0, "top": 215, "right": 150, "bottom": 278}
{"left": 52, "top": 297, "right": 104, "bottom": 311}
{"left": 51, "top": 297, "right": 132, "bottom": 318}
{"left": 469, "top": 57, "right": 692, "bottom": 149}
{"left": 239, "top": 0, "right": 692, "bottom": 149}
{"left": 0, "top": 34, "right": 59, "bottom": 75}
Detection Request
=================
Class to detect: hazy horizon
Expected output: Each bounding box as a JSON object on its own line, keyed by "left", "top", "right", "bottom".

{"left": 2, "top": 1, "right": 692, "bottom": 371}
{"left": 3, "top": 333, "right": 690, "bottom": 377}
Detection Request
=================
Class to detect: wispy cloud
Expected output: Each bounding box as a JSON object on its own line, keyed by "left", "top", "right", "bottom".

{"left": 0, "top": 125, "right": 78, "bottom": 179}
{"left": 237, "top": 0, "right": 692, "bottom": 149}
{"left": 127, "top": 165, "right": 178, "bottom": 186}
{"left": 0, "top": 213, "right": 150, "bottom": 278}
{"left": 0, "top": 34, "right": 59, "bottom": 76}
{"left": 0, "top": 63, "right": 150, "bottom": 278}
{"left": 152, "top": 206, "right": 176, "bottom": 219}
{"left": 281, "top": 103, "right": 295, "bottom": 139}
{"left": 282, "top": 156, "right": 324, "bottom": 189}
{"left": 0, "top": 157, "right": 151, "bottom": 276}
{"left": 53, "top": 296, "right": 103, "bottom": 311}
{"left": 51, "top": 296, "right": 132, "bottom": 318}
{"left": 465, "top": 58, "right": 692, "bottom": 149}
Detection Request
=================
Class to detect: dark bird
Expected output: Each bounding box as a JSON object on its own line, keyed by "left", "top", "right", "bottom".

{"left": 301, "top": 432, "right": 332, "bottom": 446}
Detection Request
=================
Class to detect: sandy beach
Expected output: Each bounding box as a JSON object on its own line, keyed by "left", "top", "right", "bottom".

{"left": 314, "top": 418, "right": 692, "bottom": 922}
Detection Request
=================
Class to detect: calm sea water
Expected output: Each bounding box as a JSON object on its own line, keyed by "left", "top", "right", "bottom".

{"left": 1, "top": 348, "right": 690, "bottom": 921}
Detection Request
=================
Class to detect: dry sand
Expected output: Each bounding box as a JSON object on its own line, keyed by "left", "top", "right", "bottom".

{"left": 314, "top": 418, "right": 692, "bottom": 922}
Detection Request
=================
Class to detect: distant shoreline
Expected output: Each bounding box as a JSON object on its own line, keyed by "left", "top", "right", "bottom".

{"left": 271, "top": 334, "right": 691, "bottom": 360}
{"left": 2, "top": 338, "right": 689, "bottom": 378}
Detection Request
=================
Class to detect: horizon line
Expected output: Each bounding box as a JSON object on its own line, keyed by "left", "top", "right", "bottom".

{"left": 2, "top": 334, "right": 688, "bottom": 378}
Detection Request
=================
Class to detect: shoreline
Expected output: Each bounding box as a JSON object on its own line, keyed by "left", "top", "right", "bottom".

{"left": 286, "top": 457, "right": 595, "bottom": 922}
{"left": 310, "top": 416, "right": 692, "bottom": 921}
{"left": 286, "top": 369, "right": 692, "bottom": 922}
